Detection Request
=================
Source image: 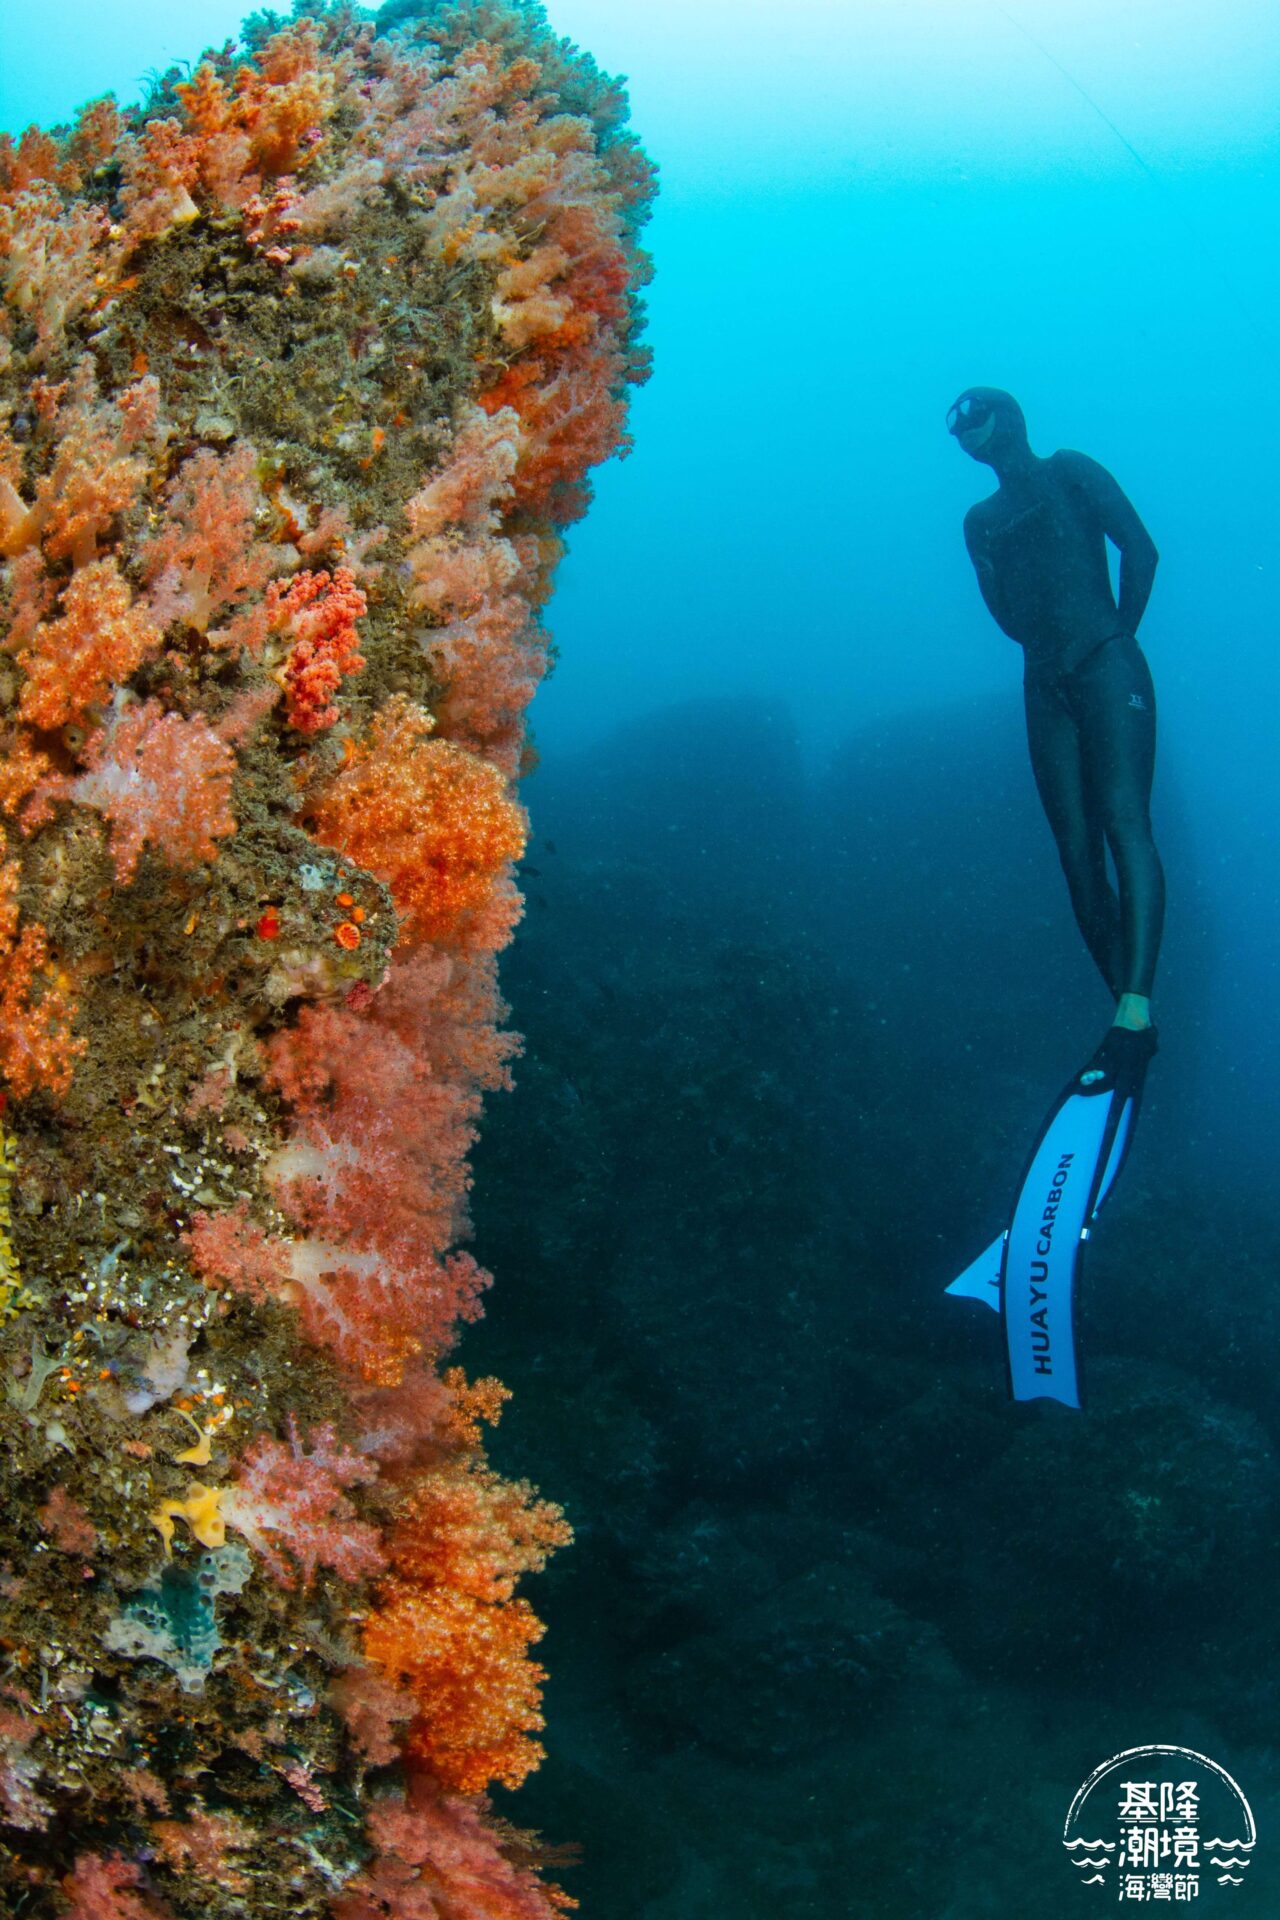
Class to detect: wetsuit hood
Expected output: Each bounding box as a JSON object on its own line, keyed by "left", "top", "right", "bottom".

{"left": 947, "top": 386, "right": 1028, "bottom": 465}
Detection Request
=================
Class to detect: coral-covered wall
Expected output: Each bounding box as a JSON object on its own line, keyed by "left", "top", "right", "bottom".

{"left": 0, "top": 4, "right": 653, "bottom": 1912}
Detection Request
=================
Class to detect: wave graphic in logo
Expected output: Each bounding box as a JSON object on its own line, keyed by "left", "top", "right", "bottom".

{"left": 1064, "top": 1745, "right": 1257, "bottom": 1900}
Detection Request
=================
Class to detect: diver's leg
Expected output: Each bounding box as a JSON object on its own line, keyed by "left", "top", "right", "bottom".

{"left": 1023, "top": 671, "right": 1124, "bottom": 994}
{"left": 1074, "top": 635, "right": 1165, "bottom": 1019}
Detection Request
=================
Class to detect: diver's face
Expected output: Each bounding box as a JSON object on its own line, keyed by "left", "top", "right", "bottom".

{"left": 956, "top": 413, "right": 997, "bottom": 459}
{"left": 946, "top": 394, "right": 999, "bottom": 463}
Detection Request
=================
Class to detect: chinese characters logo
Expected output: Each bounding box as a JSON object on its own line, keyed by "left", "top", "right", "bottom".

{"left": 1064, "top": 1746, "right": 1255, "bottom": 1903}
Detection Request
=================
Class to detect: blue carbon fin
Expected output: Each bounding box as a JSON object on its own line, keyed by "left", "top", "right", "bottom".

{"left": 947, "top": 1026, "right": 1156, "bottom": 1409}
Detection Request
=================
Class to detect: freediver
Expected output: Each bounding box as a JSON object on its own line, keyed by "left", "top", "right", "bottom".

{"left": 948, "top": 387, "right": 1163, "bottom": 1071}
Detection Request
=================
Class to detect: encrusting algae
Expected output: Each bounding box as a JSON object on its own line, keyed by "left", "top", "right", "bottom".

{"left": 0, "top": 2, "right": 653, "bottom": 1912}
{"left": 0, "top": 1118, "right": 36, "bottom": 1318}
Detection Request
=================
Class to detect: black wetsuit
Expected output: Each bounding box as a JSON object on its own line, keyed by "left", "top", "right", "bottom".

{"left": 963, "top": 449, "right": 1165, "bottom": 1000}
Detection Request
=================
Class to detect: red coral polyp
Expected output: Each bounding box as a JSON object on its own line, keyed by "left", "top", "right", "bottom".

{"left": 267, "top": 564, "right": 367, "bottom": 733}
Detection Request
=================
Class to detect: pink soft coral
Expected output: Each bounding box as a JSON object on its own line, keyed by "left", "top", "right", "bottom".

{"left": 331, "top": 1664, "right": 418, "bottom": 1769}
{"left": 0, "top": 187, "right": 114, "bottom": 365}
{"left": 117, "top": 120, "right": 202, "bottom": 243}
{"left": 71, "top": 700, "right": 236, "bottom": 882}
{"left": 139, "top": 444, "right": 280, "bottom": 648}
{"left": 150, "top": 1810, "right": 252, "bottom": 1892}
{"left": 184, "top": 1198, "right": 291, "bottom": 1302}
{"left": 0, "top": 1707, "right": 48, "bottom": 1831}
{"left": 37, "top": 1486, "right": 96, "bottom": 1556}
{"left": 190, "top": 953, "right": 516, "bottom": 1385}
{"left": 61, "top": 1853, "right": 170, "bottom": 1920}
{"left": 333, "top": 1770, "right": 576, "bottom": 1919}
{"left": 404, "top": 407, "right": 545, "bottom": 771}
{"left": 0, "top": 361, "right": 159, "bottom": 566}
{"left": 222, "top": 1418, "right": 385, "bottom": 1590}
{"left": 260, "top": 980, "right": 497, "bottom": 1381}
{"left": 404, "top": 407, "right": 519, "bottom": 539}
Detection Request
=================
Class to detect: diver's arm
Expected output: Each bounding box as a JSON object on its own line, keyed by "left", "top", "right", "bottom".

{"left": 1116, "top": 524, "right": 1158, "bottom": 634}
{"left": 963, "top": 507, "right": 1018, "bottom": 639}
{"left": 1059, "top": 450, "right": 1159, "bottom": 632}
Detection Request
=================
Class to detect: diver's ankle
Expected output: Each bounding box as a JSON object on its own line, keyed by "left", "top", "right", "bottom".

{"left": 1113, "top": 993, "right": 1152, "bottom": 1031}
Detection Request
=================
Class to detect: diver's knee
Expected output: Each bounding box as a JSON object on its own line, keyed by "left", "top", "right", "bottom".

{"left": 1106, "top": 815, "right": 1160, "bottom": 870}
{"left": 1057, "top": 843, "right": 1108, "bottom": 903}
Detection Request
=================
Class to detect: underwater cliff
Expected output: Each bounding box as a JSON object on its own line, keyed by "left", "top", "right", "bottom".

{"left": 0, "top": 2, "right": 653, "bottom": 1911}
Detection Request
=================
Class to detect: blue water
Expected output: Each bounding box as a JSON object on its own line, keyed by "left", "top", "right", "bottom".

{"left": 541, "top": 0, "right": 1280, "bottom": 1170}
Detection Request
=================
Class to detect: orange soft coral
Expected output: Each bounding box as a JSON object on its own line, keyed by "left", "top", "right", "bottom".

{"left": 308, "top": 696, "right": 526, "bottom": 947}
{"left": 361, "top": 1433, "right": 570, "bottom": 1798}
{"left": 18, "top": 558, "right": 161, "bottom": 730}
{"left": 384, "top": 1457, "right": 572, "bottom": 1608}
{"left": 364, "top": 1455, "right": 570, "bottom": 1793}
{"left": 0, "top": 126, "right": 77, "bottom": 200}
{"left": 0, "top": 837, "right": 84, "bottom": 1098}
{"left": 0, "top": 728, "right": 53, "bottom": 822}
{"left": 166, "top": 25, "right": 335, "bottom": 214}
{"left": 119, "top": 27, "right": 336, "bottom": 235}
{"left": 1, "top": 362, "right": 159, "bottom": 567}
{"left": 366, "top": 1583, "right": 549, "bottom": 1795}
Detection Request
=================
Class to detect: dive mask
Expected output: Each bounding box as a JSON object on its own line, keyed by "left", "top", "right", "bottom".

{"left": 946, "top": 394, "right": 994, "bottom": 437}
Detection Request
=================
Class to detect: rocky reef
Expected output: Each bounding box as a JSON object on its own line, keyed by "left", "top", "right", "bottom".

{"left": 0, "top": 3, "right": 653, "bottom": 1912}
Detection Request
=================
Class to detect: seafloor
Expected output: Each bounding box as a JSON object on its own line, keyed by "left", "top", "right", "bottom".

{"left": 466, "top": 695, "right": 1280, "bottom": 1918}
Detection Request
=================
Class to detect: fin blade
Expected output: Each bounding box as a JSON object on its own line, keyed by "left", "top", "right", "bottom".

{"left": 1093, "top": 1095, "right": 1136, "bottom": 1212}
{"left": 1002, "top": 1084, "right": 1117, "bottom": 1407}
{"left": 946, "top": 1233, "right": 1005, "bottom": 1312}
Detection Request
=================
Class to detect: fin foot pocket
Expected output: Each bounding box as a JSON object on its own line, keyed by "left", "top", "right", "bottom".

{"left": 1079, "top": 1023, "right": 1158, "bottom": 1095}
